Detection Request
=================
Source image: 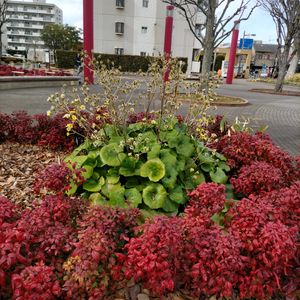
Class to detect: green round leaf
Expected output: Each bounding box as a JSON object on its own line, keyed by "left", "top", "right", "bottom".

{"left": 169, "top": 185, "right": 187, "bottom": 204}
{"left": 162, "top": 198, "right": 179, "bottom": 212}
{"left": 142, "top": 183, "right": 167, "bottom": 209}
{"left": 89, "top": 193, "right": 107, "bottom": 205}
{"left": 125, "top": 188, "right": 142, "bottom": 208}
{"left": 83, "top": 177, "right": 105, "bottom": 192}
{"left": 100, "top": 143, "right": 123, "bottom": 166}
{"left": 140, "top": 158, "right": 165, "bottom": 182}
{"left": 81, "top": 165, "right": 94, "bottom": 180}
{"left": 210, "top": 167, "right": 228, "bottom": 184}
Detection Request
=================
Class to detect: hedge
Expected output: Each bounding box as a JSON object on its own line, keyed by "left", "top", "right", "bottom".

{"left": 56, "top": 50, "right": 188, "bottom": 73}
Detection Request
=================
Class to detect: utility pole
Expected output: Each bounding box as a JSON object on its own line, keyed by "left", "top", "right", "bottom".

{"left": 237, "top": 31, "right": 256, "bottom": 77}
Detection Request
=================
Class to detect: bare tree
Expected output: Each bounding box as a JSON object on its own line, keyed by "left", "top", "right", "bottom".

{"left": 259, "top": 0, "right": 300, "bottom": 92}
{"left": 0, "top": 0, "right": 9, "bottom": 57}
{"left": 163, "top": 0, "right": 258, "bottom": 76}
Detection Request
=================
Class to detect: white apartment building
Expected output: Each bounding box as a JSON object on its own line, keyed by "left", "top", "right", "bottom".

{"left": 4, "top": 0, "right": 62, "bottom": 61}
{"left": 93, "top": 0, "right": 204, "bottom": 74}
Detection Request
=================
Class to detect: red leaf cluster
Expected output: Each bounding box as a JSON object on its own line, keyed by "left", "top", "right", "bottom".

{"left": 63, "top": 206, "right": 140, "bottom": 299}
{"left": 125, "top": 217, "right": 184, "bottom": 296}
{"left": 33, "top": 162, "right": 85, "bottom": 195}
{"left": 209, "top": 132, "right": 299, "bottom": 183}
{"left": 185, "top": 182, "right": 226, "bottom": 218}
{"left": 231, "top": 161, "right": 286, "bottom": 196}
{"left": 11, "top": 262, "right": 61, "bottom": 300}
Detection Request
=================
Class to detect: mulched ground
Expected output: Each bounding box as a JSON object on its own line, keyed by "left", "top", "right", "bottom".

{"left": 0, "top": 142, "right": 62, "bottom": 207}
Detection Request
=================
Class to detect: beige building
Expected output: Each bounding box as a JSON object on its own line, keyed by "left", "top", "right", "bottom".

{"left": 93, "top": 0, "right": 204, "bottom": 74}
{"left": 4, "top": 0, "right": 62, "bottom": 61}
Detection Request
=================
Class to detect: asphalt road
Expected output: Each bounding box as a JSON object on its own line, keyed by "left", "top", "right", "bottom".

{"left": 0, "top": 78, "right": 299, "bottom": 155}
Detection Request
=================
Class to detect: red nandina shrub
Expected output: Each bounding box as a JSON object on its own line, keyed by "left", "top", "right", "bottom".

{"left": 11, "top": 262, "right": 61, "bottom": 300}
{"left": 248, "top": 181, "right": 300, "bottom": 228}
{"left": 38, "top": 113, "right": 75, "bottom": 152}
{"left": 185, "top": 183, "right": 226, "bottom": 218}
{"left": 34, "top": 163, "right": 72, "bottom": 195}
{"left": 0, "top": 112, "right": 11, "bottom": 142}
{"left": 231, "top": 161, "right": 286, "bottom": 196}
{"left": 124, "top": 216, "right": 184, "bottom": 296}
{"left": 0, "top": 196, "right": 20, "bottom": 225}
{"left": 8, "top": 111, "right": 36, "bottom": 143}
{"left": 0, "top": 195, "right": 86, "bottom": 298}
{"left": 182, "top": 217, "right": 245, "bottom": 299}
{"left": 227, "top": 197, "right": 298, "bottom": 299}
{"left": 63, "top": 206, "right": 140, "bottom": 299}
{"left": 209, "top": 132, "right": 299, "bottom": 183}
{"left": 205, "top": 115, "right": 229, "bottom": 140}
{"left": 33, "top": 162, "right": 85, "bottom": 195}
{"left": 127, "top": 112, "right": 155, "bottom": 124}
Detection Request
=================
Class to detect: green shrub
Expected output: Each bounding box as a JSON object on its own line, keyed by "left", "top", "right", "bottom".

{"left": 56, "top": 50, "right": 188, "bottom": 72}
{"left": 56, "top": 50, "right": 77, "bottom": 69}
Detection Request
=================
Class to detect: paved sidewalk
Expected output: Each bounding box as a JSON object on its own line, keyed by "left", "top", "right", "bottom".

{"left": 0, "top": 79, "right": 299, "bottom": 154}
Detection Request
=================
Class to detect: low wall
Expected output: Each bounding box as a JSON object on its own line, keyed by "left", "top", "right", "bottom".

{"left": 0, "top": 76, "right": 80, "bottom": 90}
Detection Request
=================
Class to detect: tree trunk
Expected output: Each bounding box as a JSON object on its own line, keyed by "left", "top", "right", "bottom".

{"left": 275, "top": 45, "right": 290, "bottom": 93}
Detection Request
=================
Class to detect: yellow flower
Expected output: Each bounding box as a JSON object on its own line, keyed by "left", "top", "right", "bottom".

{"left": 47, "top": 110, "right": 51, "bottom": 116}
{"left": 63, "top": 113, "right": 70, "bottom": 119}
{"left": 80, "top": 105, "right": 86, "bottom": 110}
{"left": 151, "top": 120, "right": 157, "bottom": 125}
{"left": 66, "top": 123, "right": 73, "bottom": 131}
{"left": 71, "top": 115, "right": 77, "bottom": 121}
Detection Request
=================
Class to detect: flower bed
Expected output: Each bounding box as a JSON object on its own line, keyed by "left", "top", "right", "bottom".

{"left": 1, "top": 58, "right": 299, "bottom": 299}
{"left": 0, "top": 65, "right": 73, "bottom": 77}
{"left": 0, "top": 111, "right": 299, "bottom": 299}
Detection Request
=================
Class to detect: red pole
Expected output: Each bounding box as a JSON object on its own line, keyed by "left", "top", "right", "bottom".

{"left": 83, "top": 0, "right": 94, "bottom": 84}
{"left": 163, "top": 5, "right": 174, "bottom": 82}
{"left": 226, "top": 20, "right": 240, "bottom": 84}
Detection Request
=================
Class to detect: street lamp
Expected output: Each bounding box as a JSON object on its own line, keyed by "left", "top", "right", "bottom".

{"left": 237, "top": 31, "right": 256, "bottom": 77}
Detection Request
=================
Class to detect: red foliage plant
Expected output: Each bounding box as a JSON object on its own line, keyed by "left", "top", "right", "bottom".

{"left": 11, "top": 262, "right": 61, "bottom": 300}
{"left": 227, "top": 196, "right": 299, "bottom": 299}
{"left": 63, "top": 206, "right": 140, "bottom": 299}
{"left": 127, "top": 112, "right": 155, "bottom": 124}
{"left": 209, "top": 132, "right": 299, "bottom": 183}
{"left": 185, "top": 182, "right": 226, "bottom": 219}
{"left": 33, "top": 162, "right": 85, "bottom": 195}
{"left": 124, "top": 216, "right": 184, "bottom": 296}
{"left": 0, "top": 195, "right": 86, "bottom": 299}
{"left": 231, "top": 161, "right": 286, "bottom": 196}
{"left": 182, "top": 217, "right": 246, "bottom": 299}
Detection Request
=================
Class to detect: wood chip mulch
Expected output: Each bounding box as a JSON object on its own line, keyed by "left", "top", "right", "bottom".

{"left": 0, "top": 142, "right": 63, "bottom": 207}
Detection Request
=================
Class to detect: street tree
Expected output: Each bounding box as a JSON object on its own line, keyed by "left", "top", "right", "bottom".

{"left": 259, "top": 0, "right": 300, "bottom": 92}
{"left": 0, "top": 0, "right": 8, "bottom": 57}
{"left": 163, "top": 0, "right": 258, "bottom": 76}
{"left": 41, "top": 23, "right": 82, "bottom": 64}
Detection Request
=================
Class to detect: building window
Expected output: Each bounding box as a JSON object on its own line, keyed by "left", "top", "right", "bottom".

{"left": 116, "top": 0, "right": 125, "bottom": 8}
{"left": 140, "top": 52, "right": 146, "bottom": 56}
{"left": 143, "top": 0, "right": 149, "bottom": 7}
{"left": 195, "top": 24, "right": 202, "bottom": 37}
{"left": 141, "top": 26, "right": 147, "bottom": 33}
{"left": 115, "top": 22, "right": 124, "bottom": 34}
{"left": 115, "top": 48, "right": 124, "bottom": 55}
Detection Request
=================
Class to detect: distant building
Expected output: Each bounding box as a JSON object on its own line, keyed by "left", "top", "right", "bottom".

{"left": 4, "top": 0, "right": 62, "bottom": 61}
{"left": 252, "top": 42, "right": 278, "bottom": 69}
{"left": 93, "top": 0, "right": 204, "bottom": 74}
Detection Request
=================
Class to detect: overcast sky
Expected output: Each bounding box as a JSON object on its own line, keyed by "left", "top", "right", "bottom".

{"left": 46, "top": 0, "right": 277, "bottom": 44}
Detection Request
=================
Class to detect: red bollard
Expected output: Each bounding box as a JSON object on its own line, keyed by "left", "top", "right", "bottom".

{"left": 83, "top": 0, "right": 94, "bottom": 84}
{"left": 163, "top": 5, "right": 174, "bottom": 83}
{"left": 226, "top": 20, "right": 240, "bottom": 84}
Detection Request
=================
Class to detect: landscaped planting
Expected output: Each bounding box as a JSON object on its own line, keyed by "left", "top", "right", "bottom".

{"left": 0, "top": 58, "right": 299, "bottom": 299}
